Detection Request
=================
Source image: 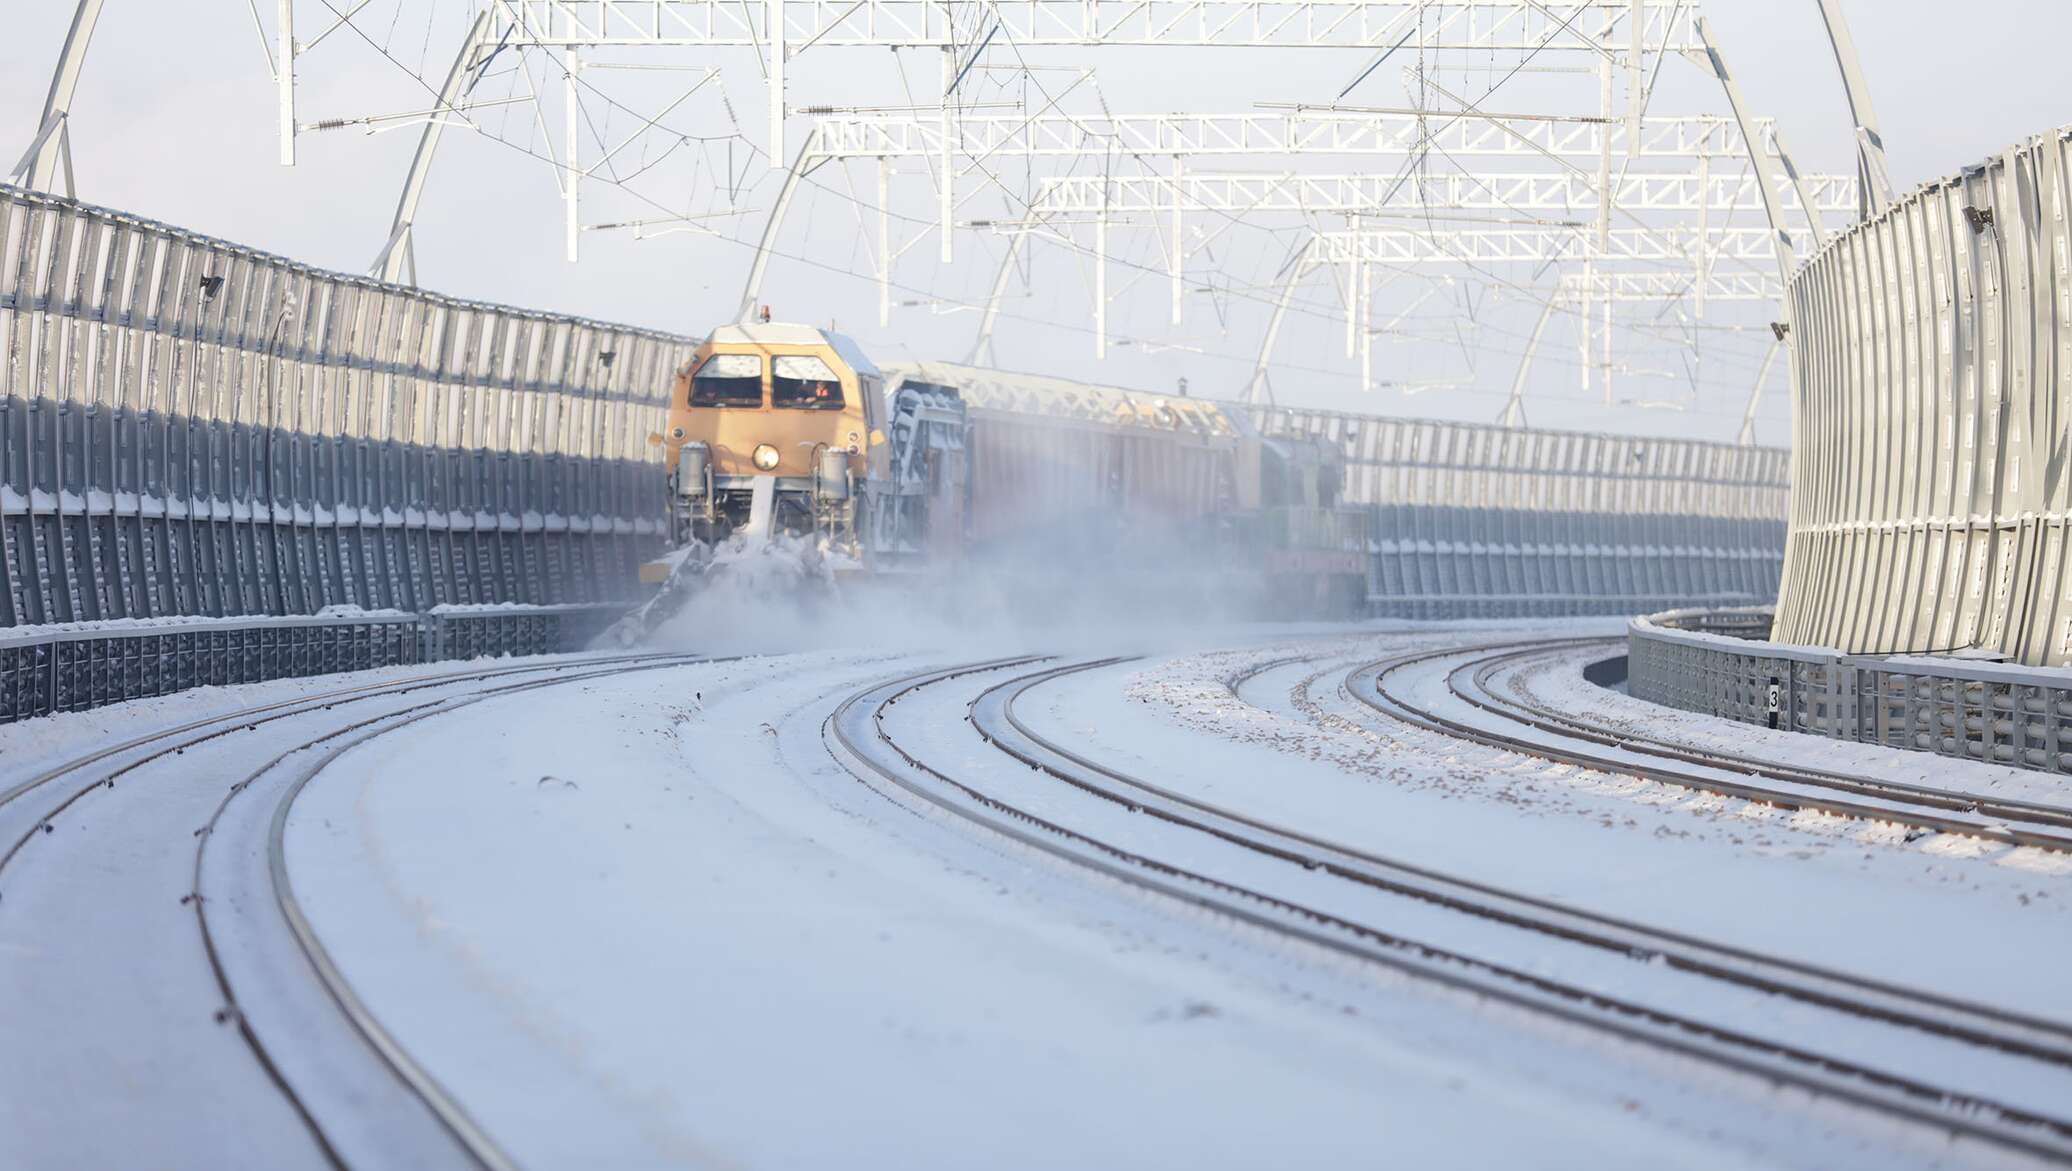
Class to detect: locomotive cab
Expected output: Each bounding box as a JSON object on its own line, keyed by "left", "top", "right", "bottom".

{"left": 661, "top": 323, "right": 885, "bottom": 559}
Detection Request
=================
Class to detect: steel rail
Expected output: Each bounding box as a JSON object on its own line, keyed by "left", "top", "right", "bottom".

{"left": 980, "top": 656, "right": 2072, "bottom": 1066}
{"left": 828, "top": 660, "right": 2072, "bottom": 1164}
{"left": 0, "top": 651, "right": 690, "bottom": 880}
{"left": 0, "top": 651, "right": 711, "bottom": 1170}
{"left": 1349, "top": 643, "right": 2072, "bottom": 853}
{"left": 1222, "top": 635, "right": 1602, "bottom": 701}
{"left": 228, "top": 656, "right": 718, "bottom": 1171}
{"left": 1456, "top": 641, "right": 2072, "bottom": 833}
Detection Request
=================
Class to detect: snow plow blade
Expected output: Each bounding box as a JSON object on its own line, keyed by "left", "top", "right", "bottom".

{"left": 592, "top": 544, "right": 715, "bottom": 648}
{"left": 593, "top": 532, "right": 840, "bottom": 649}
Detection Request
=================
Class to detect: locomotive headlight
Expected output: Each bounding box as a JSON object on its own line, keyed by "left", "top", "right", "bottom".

{"left": 752, "top": 443, "right": 781, "bottom": 471}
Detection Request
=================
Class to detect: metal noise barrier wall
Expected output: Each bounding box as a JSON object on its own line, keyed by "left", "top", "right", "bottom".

{"left": 0, "top": 183, "right": 688, "bottom": 633}
{"left": 1630, "top": 608, "right": 2072, "bottom": 777}
{"left": 1776, "top": 126, "right": 2072, "bottom": 667}
{"left": 1250, "top": 406, "right": 1791, "bottom": 617}
{"left": 0, "top": 604, "right": 627, "bottom": 724}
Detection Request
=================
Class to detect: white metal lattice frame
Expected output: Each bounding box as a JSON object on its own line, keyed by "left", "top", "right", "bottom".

{"left": 490, "top": 0, "right": 1701, "bottom": 49}
{"left": 810, "top": 110, "right": 1785, "bottom": 163}
{"left": 1027, "top": 171, "right": 1859, "bottom": 216}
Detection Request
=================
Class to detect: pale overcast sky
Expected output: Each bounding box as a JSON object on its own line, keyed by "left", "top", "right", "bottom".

{"left": 5, "top": 1, "right": 2066, "bottom": 444}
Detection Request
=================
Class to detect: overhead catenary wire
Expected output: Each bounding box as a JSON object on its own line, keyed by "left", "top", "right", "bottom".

{"left": 287, "top": 0, "right": 1795, "bottom": 432}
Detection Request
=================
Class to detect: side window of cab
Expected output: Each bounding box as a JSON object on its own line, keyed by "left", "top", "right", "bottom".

{"left": 691, "top": 353, "right": 763, "bottom": 407}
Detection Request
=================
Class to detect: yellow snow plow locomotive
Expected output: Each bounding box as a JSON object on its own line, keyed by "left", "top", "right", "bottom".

{"left": 599, "top": 322, "right": 969, "bottom": 644}
{"left": 601, "top": 319, "right": 1369, "bottom": 645}
{"left": 647, "top": 322, "right": 881, "bottom": 574}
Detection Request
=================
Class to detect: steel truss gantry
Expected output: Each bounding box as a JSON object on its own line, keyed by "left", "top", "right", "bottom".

{"left": 1306, "top": 225, "right": 1783, "bottom": 266}
{"left": 811, "top": 110, "right": 1786, "bottom": 163}
{"left": 1027, "top": 171, "right": 1859, "bottom": 218}
{"left": 1548, "top": 269, "right": 1781, "bottom": 303}
{"left": 1012, "top": 168, "right": 1845, "bottom": 360}
{"left": 1227, "top": 15, "right": 1823, "bottom": 430}
{"left": 292, "top": 0, "right": 1717, "bottom": 274}
{"left": 492, "top": 0, "right": 1700, "bottom": 49}
{"left": 959, "top": 172, "right": 1821, "bottom": 385}
{"left": 747, "top": 106, "right": 1816, "bottom": 322}
{"left": 493, "top": 0, "right": 1702, "bottom": 157}
{"left": 793, "top": 107, "right": 1821, "bottom": 314}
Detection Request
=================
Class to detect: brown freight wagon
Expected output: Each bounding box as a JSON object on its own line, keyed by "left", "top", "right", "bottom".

{"left": 889, "top": 362, "right": 1250, "bottom": 558}
{"left": 887, "top": 362, "right": 1365, "bottom": 616}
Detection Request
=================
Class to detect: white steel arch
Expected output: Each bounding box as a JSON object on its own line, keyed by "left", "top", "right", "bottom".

{"left": 1812, "top": 0, "right": 1895, "bottom": 217}
{"left": 8, "top": 0, "right": 106, "bottom": 196}
{"left": 370, "top": 10, "right": 498, "bottom": 285}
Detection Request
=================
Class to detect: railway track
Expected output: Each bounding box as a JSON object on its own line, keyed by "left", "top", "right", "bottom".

{"left": 828, "top": 655, "right": 2072, "bottom": 1165}
{"left": 0, "top": 650, "right": 713, "bottom": 1171}
{"left": 10, "top": 638, "right": 2067, "bottom": 1164}
{"left": 1343, "top": 639, "right": 2072, "bottom": 852}
{"left": 1462, "top": 640, "right": 2072, "bottom": 830}
{"left": 0, "top": 652, "right": 697, "bottom": 861}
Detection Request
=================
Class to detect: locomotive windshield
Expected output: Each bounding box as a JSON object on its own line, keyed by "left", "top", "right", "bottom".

{"left": 691, "top": 353, "right": 763, "bottom": 407}
{"left": 772, "top": 355, "right": 845, "bottom": 410}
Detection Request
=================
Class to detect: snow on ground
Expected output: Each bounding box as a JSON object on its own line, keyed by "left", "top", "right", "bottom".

{"left": 9, "top": 613, "right": 2071, "bottom": 1169}
{"left": 0, "top": 655, "right": 557, "bottom": 783}
{"left": 277, "top": 646, "right": 2004, "bottom": 1170}
{"left": 0, "top": 727, "right": 333, "bottom": 1170}
{"left": 0, "top": 656, "right": 595, "bottom": 1170}
{"left": 874, "top": 656, "right": 2072, "bottom": 1123}
{"left": 1017, "top": 625, "right": 2072, "bottom": 1019}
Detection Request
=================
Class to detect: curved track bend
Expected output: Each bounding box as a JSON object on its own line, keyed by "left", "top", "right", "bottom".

{"left": 829, "top": 656, "right": 2072, "bottom": 1166}
{"left": 0, "top": 651, "right": 711, "bottom": 1171}
{"left": 1347, "top": 640, "right": 2072, "bottom": 851}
